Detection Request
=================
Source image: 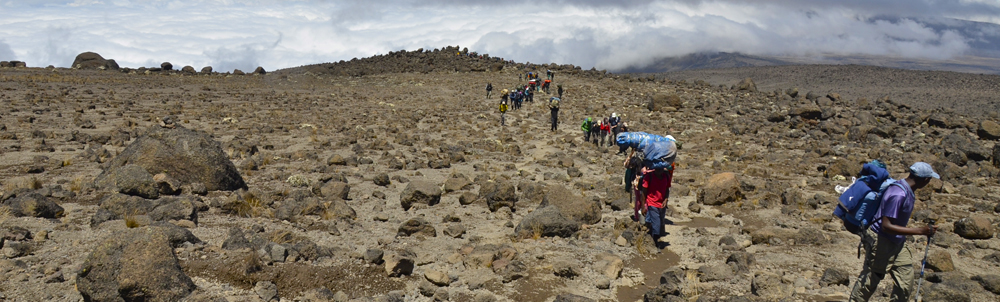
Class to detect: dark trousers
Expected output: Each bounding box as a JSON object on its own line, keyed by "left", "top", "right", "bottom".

{"left": 584, "top": 130, "right": 591, "bottom": 142}
{"left": 486, "top": 90, "right": 491, "bottom": 98}
{"left": 550, "top": 108, "right": 559, "bottom": 131}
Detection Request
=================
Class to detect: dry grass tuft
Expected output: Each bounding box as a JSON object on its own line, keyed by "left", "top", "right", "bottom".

{"left": 268, "top": 230, "right": 296, "bottom": 244}
{"left": 124, "top": 210, "right": 141, "bottom": 228}
{"left": 3, "top": 176, "right": 43, "bottom": 192}
{"left": 0, "top": 207, "right": 12, "bottom": 223}
{"left": 232, "top": 191, "right": 272, "bottom": 218}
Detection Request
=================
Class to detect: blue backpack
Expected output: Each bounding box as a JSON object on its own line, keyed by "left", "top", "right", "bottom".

{"left": 833, "top": 160, "right": 902, "bottom": 234}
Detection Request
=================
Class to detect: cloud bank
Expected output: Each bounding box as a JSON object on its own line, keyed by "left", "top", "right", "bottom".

{"left": 0, "top": 0, "right": 998, "bottom": 72}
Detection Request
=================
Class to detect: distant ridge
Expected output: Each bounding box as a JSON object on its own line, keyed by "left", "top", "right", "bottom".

{"left": 621, "top": 51, "right": 1000, "bottom": 75}
{"left": 619, "top": 52, "right": 793, "bottom": 73}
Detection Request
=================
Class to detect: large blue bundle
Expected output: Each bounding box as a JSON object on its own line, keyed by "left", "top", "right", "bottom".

{"left": 615, "top": 132, "right": 673, "bottom": 150}
{"left": 616, "top": 132, "right": 677, "bottom": 170}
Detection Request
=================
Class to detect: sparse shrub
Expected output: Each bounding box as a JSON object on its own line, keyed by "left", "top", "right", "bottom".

{"left": 286, "top": 174, "right": 309, "bottom": 187}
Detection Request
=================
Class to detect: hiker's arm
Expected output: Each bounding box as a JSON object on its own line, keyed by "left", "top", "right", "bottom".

{"left": 879, "top": 216, "right": 937, "bottom": 236}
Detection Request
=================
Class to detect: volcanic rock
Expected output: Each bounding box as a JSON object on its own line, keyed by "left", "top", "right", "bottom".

{"left": 72, "top": 52, "right": 119, "bottom": 70}
{"left": 397, "top": 217, "right": 436, "bottom": 237}
{"left": 927, "top": 250, "right": 955, "bottom": 272}
{"left": 1, "top": 191, "right": 64, "bottom": 218}
{"left": 648, "top": 93, "right": 683, "bottom": 112}
{"left": 954, "top": 217, "right": 995, "bottom": 239}
{"left": 400, "top": 180, "right": 442, "bottom": 210}
{"left": 751, "top": 271, "right": 792, "bottom": 300}
{"left": 480, "top": 180, "right": 517, "bottom": 212}
{"left": 979, "top": 120, "right": 1000, "bottom": 140}
{"left": 95, "top": 164, "right": 159, "bottom": 199}
{"left": 97, "top": 125, "right": 247, "bottom": 192}
{"left": 699, "top": 172, "right": 743, "bottom": 205}
{"left": 161, "top": 62, "right": 173, "bottom": 71}
{"left": 76, "top": 225, "right": 199, "bottom": 302}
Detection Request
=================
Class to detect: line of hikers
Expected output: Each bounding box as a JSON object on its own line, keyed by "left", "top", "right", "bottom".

{"left": 582, "top": 113, "right": 626, "bottom": 147}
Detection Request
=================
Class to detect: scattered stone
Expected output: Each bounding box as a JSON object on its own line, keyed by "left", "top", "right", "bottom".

{"left": 443, "top": 224, "right": 466, "bottom": 238}
{"left": 253, "top": 281, "right": 278, "bottom": 301}
{"left": 459, "top": 192, "right": 478, "bottom": 205}
{"left": 479, "top": 180, "right": 518, "bottom": 212}
{"left": 384, "top": 250, "right": 416, "bottom": 277}
{"left": 699, "top": 172, "right": 743, "bottom": 205}
{"left": 552, "top": 293, "right": 596, "bottom": 302}
{"left": 978, "top": 120, "right": 1000, "bottom": 140}
{"left": 373, "top": 173, "right": 390, "bottom": 186}
{"left": 926, "top": 250, "right": 955, "bottom": 272}
{"left": 398, "top": 218, "right": 436, "bottom": 238}
{"left": 1, "top": 191, "right": 64, "bottom": 218}
{"left": 320, "top": 181, "right": 350, "bottom": 200}
{"left": 751, "top": 271, "right": 792, "bottom": 300}
{"left": 594, "top": 253, "right": 624, "bottom": 279}
{"left": 72, "top": 52, "right": 119, "bottom": 70}
{"left": 726, "top": 251, "right": 755, "bottom": 273}
{"left": 364, "top": 248, "right": 384, "bottom": 264}
{"left": 972, "top": 275, "right": 1000, "bottom": 295}
{"left": 736, "top": 78, "right": 757, "bottom": 92}
{"left": 424, "top": 269, "right": 450, "bottom": 286}
{"left": 818, "top": 268, "right": 850, "bottom": 287}
{"left": 698, "top": 264, "right": 733, "bottom": 282}
{"left": 400, "top": 180, "right": 442, "bottom": 210}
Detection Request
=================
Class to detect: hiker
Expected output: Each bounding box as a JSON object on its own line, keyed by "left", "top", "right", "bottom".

{"left": 637, "top": 164, "right": 673, "bottom": 245}
{"left": 581, "top": 117, "right": 593, "bottom": 142}
{"left": 623, "top": 151, "right": 643, "bottom": 219}
{"left": 549, "top": 97, "right": 560, "bottom": 131}
{"left": 543, "top": 79, "right": 552, "bottom": 93}
{"left": 591, "top": 119, "right": 604, "bottom": 146}
{"left": 499, "top": 99, "right": 509, "bottom": 126}
{"left": 599, "top": 117, "right": 611, "bottom": 146}
{"left": 849, "top": 162, "right": 939, "bottom": 302}
{"left": 486, "top": 83, "right": 493, "bottom": 99}
{"left": 557, "top": 84, "right": 564, "bottom": 98}
{"left": 609, "top": 113, "right": 622, "bottom": 145}
{"left": 526, "top": 86, "right": 534, "bottom": 103}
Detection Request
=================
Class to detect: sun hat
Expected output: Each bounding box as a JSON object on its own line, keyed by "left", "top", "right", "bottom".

{"left": 612, "top": 113, "right": 618, "bottom": 118}
{"left": 909, "top": 162, "right": 940, "bottom": 179}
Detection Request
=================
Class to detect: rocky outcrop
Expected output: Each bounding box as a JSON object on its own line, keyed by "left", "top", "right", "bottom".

{"left": 98, "top": 125, "right": 247, "bottom": 192}
{"left": 72, "top": 52, "right": 119, "bottom": 70}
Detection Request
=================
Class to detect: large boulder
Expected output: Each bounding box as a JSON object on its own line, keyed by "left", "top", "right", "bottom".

{"left": 77, "top": 225, "right": 200, "bottom": 302}
{"left": 537, "top": 184, "right": 601, "bottom": 224}
{"left": 1, "top": 191, "right": 64, "bottom": 218}
{"left": 97, "top": 125, "right": 247, "bottom": 192}
{"left": 479, "top": 180, "right": 517, "bottom": 212}
{"left": 953, "top": 217, "right": 994, "bottom": 239}
{"left": 399, "top": 180, "right": 441, "bottom": 210}
{"left": 698, "top": 172, "right": 743, "bottom": 205}
{"left": 94, "top": 164, "right": 159, "bottom": 199}
{"left": 72, "top": 52, "right": 119, "bottom": 70}
{"left": 514, "top": 206, "right": 580, "bottom": 238}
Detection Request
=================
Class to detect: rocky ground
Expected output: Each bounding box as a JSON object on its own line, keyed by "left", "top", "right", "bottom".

{"left": 1, "top": 47, "right": 999, "bottom": 302}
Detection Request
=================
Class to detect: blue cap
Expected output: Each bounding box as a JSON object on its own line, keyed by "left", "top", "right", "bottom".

{"left": 909, "top": 162, "right": 940, "bottom": 179}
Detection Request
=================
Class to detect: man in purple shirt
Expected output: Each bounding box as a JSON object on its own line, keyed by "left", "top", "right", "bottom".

{"left": 850, "top": 162, "right": 939, "bottom": 302}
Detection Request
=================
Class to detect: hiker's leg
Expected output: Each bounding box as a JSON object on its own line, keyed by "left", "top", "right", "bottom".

{"left": 850, "top": 232, "right": 891, "bottom": 301}
{"left": 647, "top": 205, "right": 663, "bottom": 239}
{"left": 887, "top": 242, "right": 914, "bottom": 302}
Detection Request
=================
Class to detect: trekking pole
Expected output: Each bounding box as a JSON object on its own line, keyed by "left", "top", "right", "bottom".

{"left": 914, "top": 219, "right": 936, "bottom": 302}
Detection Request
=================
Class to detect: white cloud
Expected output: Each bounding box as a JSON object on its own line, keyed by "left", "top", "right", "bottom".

{"left": 0, "top": 0, "right": 997, "bottom": 72}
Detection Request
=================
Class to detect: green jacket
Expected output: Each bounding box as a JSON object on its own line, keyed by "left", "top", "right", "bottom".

{"left": 581, "top": 119, "right": 592, "bottom": 132}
